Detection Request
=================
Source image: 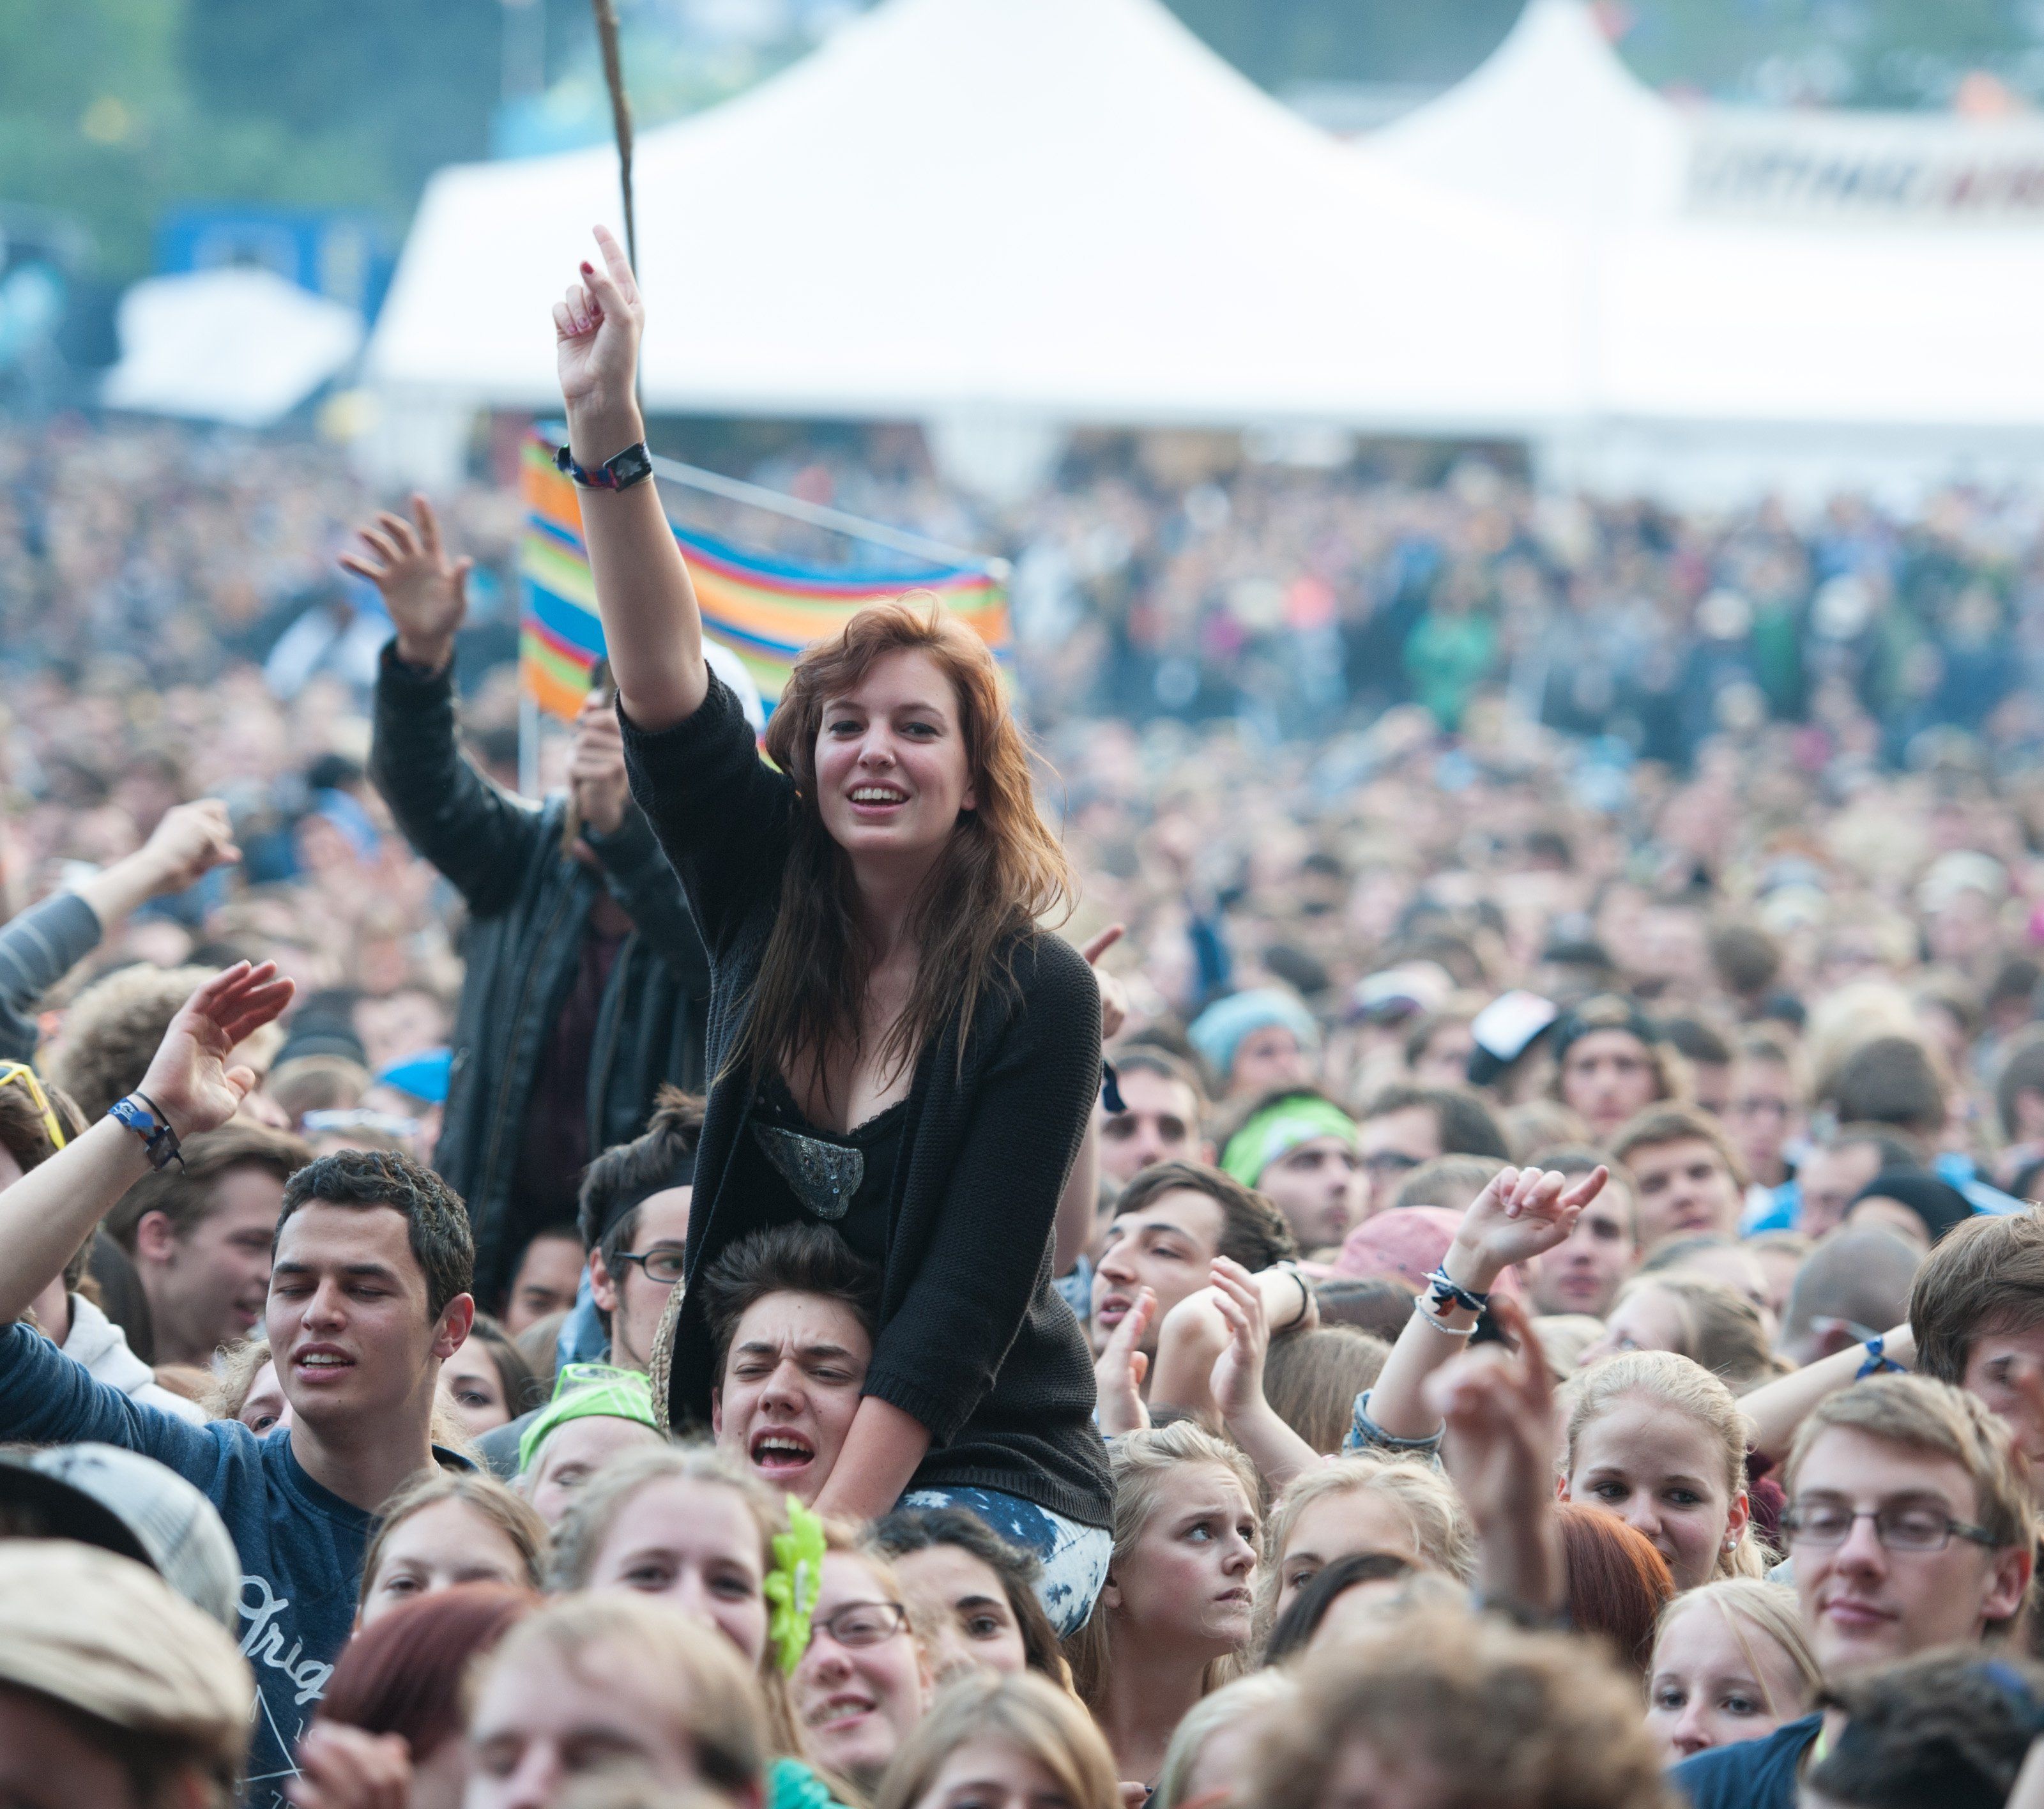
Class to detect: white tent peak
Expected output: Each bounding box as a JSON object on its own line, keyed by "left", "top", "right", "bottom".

{"left": 366, "top": 0, "right": 1580, "bottom": 435}
{"left": 1373, "top": 0, "right": 1687, "bottom": 226}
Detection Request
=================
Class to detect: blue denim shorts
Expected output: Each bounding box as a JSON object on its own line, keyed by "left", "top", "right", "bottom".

{"left": 898, "top": 1486, "right": 1113, "bottom": 1639}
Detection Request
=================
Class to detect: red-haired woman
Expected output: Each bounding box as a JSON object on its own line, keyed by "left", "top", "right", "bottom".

{"left": 550, "top": 229, "right": 1112, "bottom": 1634}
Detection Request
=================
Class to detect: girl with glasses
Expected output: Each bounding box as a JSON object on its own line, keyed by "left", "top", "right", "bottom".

{"left": 791, "top": 1539, "right": 934, "bottom": 1799}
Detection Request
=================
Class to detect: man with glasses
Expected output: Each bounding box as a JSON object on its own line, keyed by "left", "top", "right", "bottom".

{"left": 475, "top": 1090, "right": 702, "bottom": 1477}
{"left": 1672, "top": 1375, "right": 2034, "bottom": 1808}
{"left": 1353, "top": 1083, "right": 1511, "bottom": 1220}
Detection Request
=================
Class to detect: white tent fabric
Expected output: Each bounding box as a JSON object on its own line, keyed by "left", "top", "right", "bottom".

{"left": 1373, "top": 0, "right": 1688, "bottom": 229}
{"left": 366, "top": 0, "right": 1580, "bottom": 432}
{"left": 1369, "top": 0, "right": 2044, "bottom": 496}
{"left": 103, "top": 269, "right": 364, "bottom": 429}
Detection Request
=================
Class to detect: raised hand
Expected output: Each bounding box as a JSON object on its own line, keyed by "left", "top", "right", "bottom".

{"left": 339, "top": 495, "right": 471, "bottom": 673}
{"left": 137, "top": 799, "right": 239, "bottom": 895}
{"left": 1094, "top": 1286, "right": 1154, "bottom": 1437}
{"left": 554, "top": 224, "right": 645, "bottom": 442}
{"left": 1081, "top": 922, "right": 1131, "bottom": 1041}
{"left": 1449, "top": 1163, "right": 1606, "bottom": 1289}
{"left": 136, "top": 962, "right": 296, "bottom": 1141}
{"left": 1207, "top": 1255, "right": 1272, "bottom": 1424}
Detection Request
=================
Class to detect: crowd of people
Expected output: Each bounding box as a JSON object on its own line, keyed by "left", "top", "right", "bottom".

{"left": 8, "top": 222, "right": 2044, "bottom": 1809}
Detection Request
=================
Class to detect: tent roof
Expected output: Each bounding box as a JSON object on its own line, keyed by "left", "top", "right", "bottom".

{"left": 1372, "top": 0, "right": 1688, "bottom": 227}
{"left": 103, "top": 269, "right": 363, "bottom": 429}
{"left": 366, "top": 0, "right": 1580, "bottom": 431}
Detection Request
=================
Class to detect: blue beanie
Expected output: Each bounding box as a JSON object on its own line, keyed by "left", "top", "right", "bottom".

{"left": 1188, "top": 988, "right": 1320, "bottom": 1085}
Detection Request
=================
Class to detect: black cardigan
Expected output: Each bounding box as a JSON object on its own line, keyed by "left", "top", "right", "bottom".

{"left": 618, "top": 673, "right": 1113, "bottom": 1529}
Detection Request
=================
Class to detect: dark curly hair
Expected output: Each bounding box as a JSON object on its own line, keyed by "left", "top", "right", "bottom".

{"left": 275, "top": 1149, "right": 473, "bottom": 1318}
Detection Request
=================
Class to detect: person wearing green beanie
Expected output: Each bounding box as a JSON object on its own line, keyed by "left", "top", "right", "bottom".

{"left": 1220, "top": 1089, "right": 1364, "bottom": 1252}
{"left": 516, "top": 1362, "right": 662, "bottom": 1527}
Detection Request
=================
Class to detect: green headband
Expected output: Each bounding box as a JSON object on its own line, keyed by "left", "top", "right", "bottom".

{"left": 1220, "top": 1094, "right": 1360, "bottom": 1186}
{"left": 517, "top": 1362, "right": 659, "bottom": 1474}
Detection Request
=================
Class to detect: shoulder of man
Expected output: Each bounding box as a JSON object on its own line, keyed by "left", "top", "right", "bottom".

{"left": 1668, "top": 1714, "right": 1821, "bottom": 1809}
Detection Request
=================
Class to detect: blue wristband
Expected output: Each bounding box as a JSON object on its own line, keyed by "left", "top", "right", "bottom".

{"left": 109, "top": 1094, "right": 185, "bottom": 1172}
{"left": 1856, "top": 1336, "right": 1905, "bottom": 1380}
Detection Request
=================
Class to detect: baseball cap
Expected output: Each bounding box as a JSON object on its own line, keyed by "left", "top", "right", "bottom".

{"left": 0, "top": 1540, "right": 250, "bottom": 1771}
{"left": 0, "top": 1443, "right": 241, "bottom": 1630}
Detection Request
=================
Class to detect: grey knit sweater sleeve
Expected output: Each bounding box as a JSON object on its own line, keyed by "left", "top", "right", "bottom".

{"left": 0, "top": 892, "right": 102, "bottom": 1064}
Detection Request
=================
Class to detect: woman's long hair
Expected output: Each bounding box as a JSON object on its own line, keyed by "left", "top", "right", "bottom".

{"left": 734, "top": 595, "right": 1074, "bottom": 1101}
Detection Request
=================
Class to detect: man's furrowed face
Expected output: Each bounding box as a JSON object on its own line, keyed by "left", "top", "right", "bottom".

{"left": 266, "top": 1200, "right": 468, "bottom": 1430}
{"left": 712, "top": 1290, "right": 872, "bottom": 1506}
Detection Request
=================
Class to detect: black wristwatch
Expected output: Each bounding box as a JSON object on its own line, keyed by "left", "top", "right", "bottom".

{"left": 556, "top": 439, "right": 654, "bottom": 492}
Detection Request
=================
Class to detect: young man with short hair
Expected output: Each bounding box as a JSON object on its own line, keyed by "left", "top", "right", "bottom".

{"left": 0, "top": 963, "right": 477, "bottom": 1808}
{"left": 1088, "top": 1160, "right": 1297, "bottom": 1361}
{"left": 1776, "top": 1123, "right": 1923, "bottom": 1239}
{"left": 1609, "top": 1104, "right": 1747, "bottom": 1248}
{"left": 1672, "top": 1375, "right": 2034, "bottom": 1809}
{"left": 1095, "top": 1047, "right": 1208, "bottom": 1187}
{"left": 103, "top": 1120, "right": 310, "bottom": 1366}
{"left": 501, "top": 1221, "right": 586, "bottom": 1336}
{"left": 1353, "top": 1082, "right": 1511, "bottom": 1217}
{"left": 1911, "top": 1207, "right": 2044, "bottom": 1463}
{"left": 701, "top": 1220, "right": 883, "bottom": 1505}
{"left": 1524, "top": 1145, "right": 1640, "bottom": 1320}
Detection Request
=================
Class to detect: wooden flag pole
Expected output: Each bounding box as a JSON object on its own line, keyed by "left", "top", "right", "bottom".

{"left": 590, "top": 0, "right": 637, "bottom": 271}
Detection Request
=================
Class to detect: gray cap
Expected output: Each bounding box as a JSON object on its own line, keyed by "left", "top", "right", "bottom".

{"left": 0, "top": 1443, "right": 240, "bottom": 1630}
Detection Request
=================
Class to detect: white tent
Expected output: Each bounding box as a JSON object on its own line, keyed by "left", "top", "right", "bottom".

{"left": 1373, "top": 0, "right": 1688, "bottom": 229}
{"left": 365, "top": 0, "right": 1580, "bottom": 445}
{"left": 103, "top": 269, "right": 363, "bottom": 429}
{"left": 1371, "top": 0, "right": 2044, "bottom": 500}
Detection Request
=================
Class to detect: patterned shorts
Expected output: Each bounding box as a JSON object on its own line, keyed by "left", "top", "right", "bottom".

{"left": 898, "top": 1486, "right": 1113, "bottom": 1639}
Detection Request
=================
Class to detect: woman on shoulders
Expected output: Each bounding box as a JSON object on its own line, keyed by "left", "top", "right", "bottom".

{"left": 552, "top": 230, "right": 1111, "bottom": 1628}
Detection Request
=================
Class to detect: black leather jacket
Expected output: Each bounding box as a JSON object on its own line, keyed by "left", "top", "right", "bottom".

{"left": 369, "top": 645, "right": 710, "bottom": 1302}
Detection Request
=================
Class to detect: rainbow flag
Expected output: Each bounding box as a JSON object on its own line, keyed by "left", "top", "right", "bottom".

{"left": 521, "top": 437, "right": 1010, "bottom": 721}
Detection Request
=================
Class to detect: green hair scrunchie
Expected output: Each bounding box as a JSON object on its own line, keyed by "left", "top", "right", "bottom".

{"left": 764, "top": 1498, "right": 827, "bottom": 1675}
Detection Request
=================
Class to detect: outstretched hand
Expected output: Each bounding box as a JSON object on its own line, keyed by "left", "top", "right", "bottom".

{"left": 1081, "top": 922, "right": 1130, "bottom": 1041}
{"left": 339, "top": 495, "right": 471, "bottom": 671}
{"left": 136, "top": 962, "right": 295, "bottom": 1141}
{"left": 1094, "top": 1286, "right": 1154, "bottom": 1437}
{"left": 554, "top": 224, "right": 644, "bottom": 432}
{"left": 1451, "top": 1163, "right": 1606, "bottom": 1288}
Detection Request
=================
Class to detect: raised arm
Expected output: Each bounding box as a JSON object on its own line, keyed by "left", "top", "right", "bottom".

{"left": 1741, "top": 1322, "right": 1916, "bottom": 1463}
{"left": 0, "top": 963, "right": 292, "bottom": 1324}
{"left": 73, "top": 800, "right": 241, "bottom": 933}
{"left": 1360, "top": 1164, "right": 1603, "bottom": 1446}
{"left": 554, "top": 225, "right": 708, "bottom": 731}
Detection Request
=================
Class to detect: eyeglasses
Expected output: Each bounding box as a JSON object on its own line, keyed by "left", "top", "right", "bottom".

{"left": 1781, "top": 1500, "right": 2000, "bottom": 1554}
{"left": 0, "top": 1063, "right": 66, "bottom": 1154}
{"left": 810, "top": 1601, "right": 910, "bottom": 1651}
{"left": 611, "top": 1247, "right": 687, "bottom": 1286}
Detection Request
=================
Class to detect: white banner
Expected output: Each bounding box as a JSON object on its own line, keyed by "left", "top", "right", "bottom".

{"left": 1687, "top": 111, "right": 2044, "bottom": 224}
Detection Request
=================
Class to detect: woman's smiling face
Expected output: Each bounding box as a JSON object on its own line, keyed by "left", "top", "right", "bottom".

{"left": 813, "top": 648, "right": 976, "bottom": 864}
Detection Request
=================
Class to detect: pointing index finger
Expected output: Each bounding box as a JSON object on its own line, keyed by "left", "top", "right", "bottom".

{"left": 591, "top": 224, "right": 641, "bottom": 305}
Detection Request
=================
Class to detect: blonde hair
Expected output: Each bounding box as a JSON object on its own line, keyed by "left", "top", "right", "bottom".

{"left": 472, "top": 1592, "right": 770, "bottom": 1796}
{"left": 1651, "top": 1580, "right": 1821, "bottom": 1721}
{"left": 1564, "top": 1351, "right": 1768, "bottom": 1580}
{"left": 1261, "top": 1327, "right": 1391, "bottom": 1455}
{"left": 873, "top": 1672, "right": 1118, "bottom": 1809}
{"left": 1608, "top": 1272, "right": 1780, "bottom": 1392}
{"left": 201, "top": 1333, "right": 275, "bottom": 1423}
{"left": 1254, "top": 1458, "right": 1474, "bottom": 1653}
{"left": 545, "top": 1444, "right": 811, "bottom": 1760}
{"left": 1152, "top": 1670, "right": 1297, "bottom": 1809}
{"left": 1247, "top": 1607, "right": 1674, "bottom": 1809}
{"left": 1064, "top": 1422, "right": 1262, "bottom": 1708}
{"left": 358, "top": 1470, "right": 548, "bottom": 1612}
